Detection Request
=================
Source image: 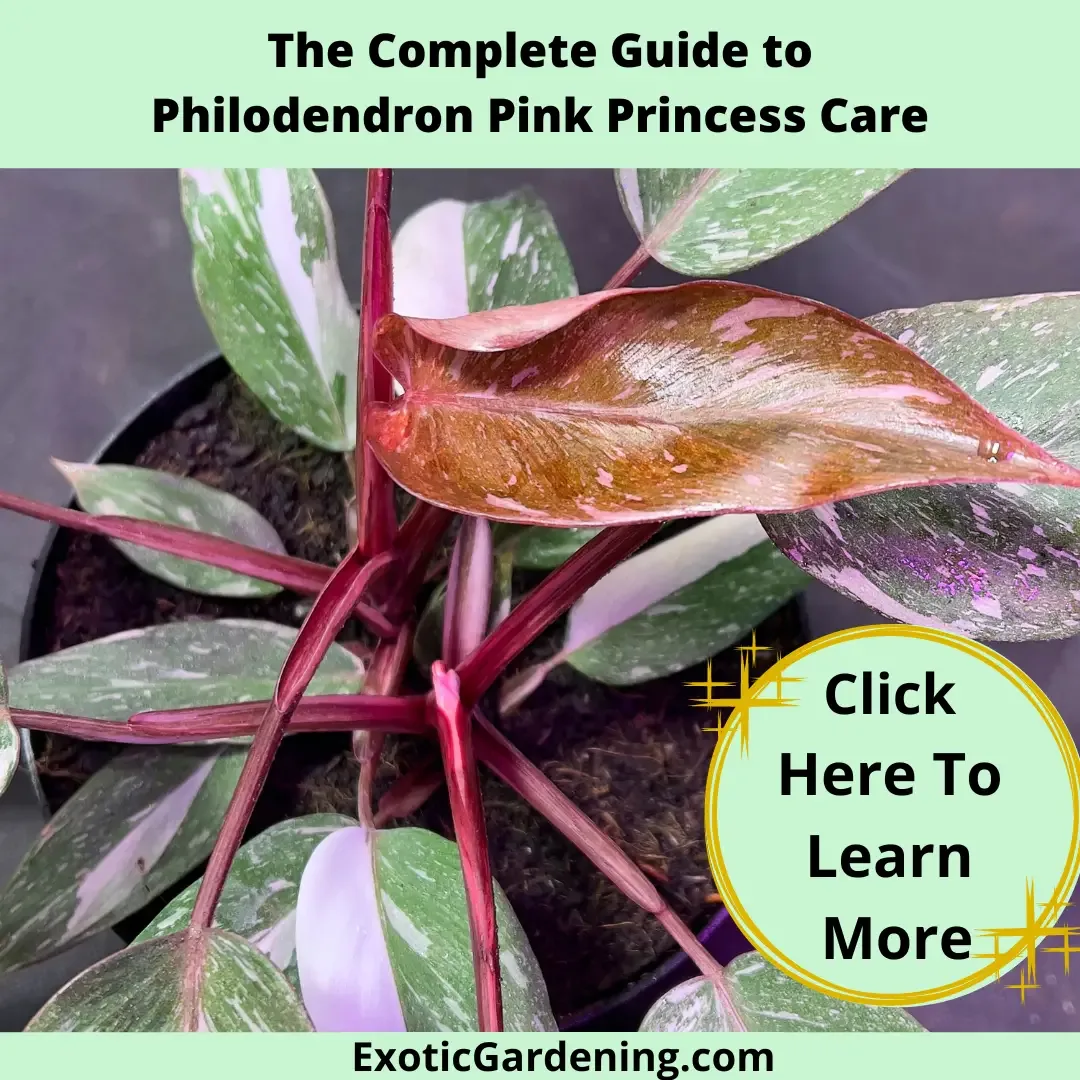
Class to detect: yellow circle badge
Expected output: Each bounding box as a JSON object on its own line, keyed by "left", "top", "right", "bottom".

{"left": 703, "top": 625, "right": 1080, "bottom": 1007}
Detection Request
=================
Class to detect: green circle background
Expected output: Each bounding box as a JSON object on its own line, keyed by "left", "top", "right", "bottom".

{"left": 707, "top": 628, "right": 1080, "bottom": 1003}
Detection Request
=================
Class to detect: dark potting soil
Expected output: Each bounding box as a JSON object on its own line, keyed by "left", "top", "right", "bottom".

{"left": 31, "top": 373, "right": 806, "bottom": 1018}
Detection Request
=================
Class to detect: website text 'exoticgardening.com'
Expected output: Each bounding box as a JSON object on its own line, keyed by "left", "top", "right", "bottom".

{"left": 355, "top": 1041, "right": 774, "bottom": 1078}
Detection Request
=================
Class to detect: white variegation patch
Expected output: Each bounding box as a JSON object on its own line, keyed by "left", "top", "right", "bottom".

{"left": 393, "top": 200, "right": 470, "bottom": 318}
{"left": 565, "top": 515, "right": 769, "bottom": 652}
{"left": 0, "top": 746, "right": 246, "bottom": 972}
{"left": 501, "top": 516, "right": 808, "bottom": 710}
{"left": 297, "top": 826, "right": 405, "bottom": 1032}
{"left": 137, "top": 813, "right": 356, "bottom": 991}
{"left": 9, "top": 618, "right": 364, "bottom": 722}
{"left": 294, "top": 826, "right": 555, "bottom": 1032}
{"left": 616, "top": 169, "right": 904, "bottom": 276}
{"left": 64, "top": 757, "right": 216, "bottom": 942}
{"left": 392, "top": 189, "right": 576, "bottom": 320}
{"left": 181, "top": 168, "right": 358, "bottom": 451}
{"left": 54, "top": 460, "right": 286, "bottom": 598}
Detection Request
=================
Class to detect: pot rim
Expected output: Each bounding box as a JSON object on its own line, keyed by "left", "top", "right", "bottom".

{"left": 18, "top": 349, "right": 228, "bottom": 666}
{"left": 17, "top": 352, "right": 753, "bottom": 1031}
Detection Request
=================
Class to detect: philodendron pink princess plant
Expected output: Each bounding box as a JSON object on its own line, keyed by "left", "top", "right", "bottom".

{"left": 1, "top": 166, "right": 1078, "bottom": 1031}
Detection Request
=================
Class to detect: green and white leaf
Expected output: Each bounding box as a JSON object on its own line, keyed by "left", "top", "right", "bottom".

{"left": 181, "top": 168, "right": 357, "bottom": 450}
{"left": 0, "top": 661, "right": 16, "bottom": 799}
{"left": 393, "top": 189, "right": 577, "bottom": 319}
{"left": 26, "top": 929, "right": 311, "bottom": 1031}
{"left": 8, "top": 618, "right": 364, "bottom": 722}
{"left": 54, "top": 460, "right": 286, "bottom": 598}
{"left": 136, "top": 813, "right": 356, "bottom": 990}
{"left": 0, "top": 745, "right": 245, "bottom": 973}
{"left": 501, "top": 516, "right": 808, "bottom": 710}
{"left": 377, "top": 828, "right": 552, "bottom": 1031}
{"left": 616, "top": 169, "right": 904, "bottom": 276}
{"left": 0, "top": 720, "right": 17, "bottom": 800}
{"left": 762, "top": 293, "right": 1080, "bottom": 640}
{"left": 295, "top": 825, "right": 555, "bottom": 1032}
{"left": 640, "top": 953, "right": 924, "bottom": 1033}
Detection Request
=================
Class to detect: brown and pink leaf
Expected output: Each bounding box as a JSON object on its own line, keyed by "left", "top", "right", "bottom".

{"left": 365, "top": 282, "right": 1080, "bottom": 526}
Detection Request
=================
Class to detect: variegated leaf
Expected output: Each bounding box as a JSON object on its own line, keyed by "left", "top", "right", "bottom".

{"left": 762, "top": 293, "right": 1080, "bottom": 640}
{"left": 295, "top": 826, "right": 555, "bottom": 1032}
{"left": 0, "top": 745, "right": 245, "bottom": 972}
{"left": 640, "top": 953, "right": 924, "bottom": 1032}
{"left": 368, "top": 282, "right": 1080, "bottom": 526}
{"left": 136, "top": 813, "right": 355, "bottom": 990}
{"left": 181, "top": 168, "right": 357, "bottom": 450}
{"left": 9, "top": 619, "right": 364, "bottom": 722}
{"left": 393, "top": 190, "right": 577, "bottom": 320}
{"left": 501, "top": 516, "right": 807, "bottom": 710}
{"left": 0, "top": 661, "right": 16, "bottom": 798}
{"left": 26, "top": 929, "right": 311, "bottom": 1031}
{"left": 54, "top": 460, "right": 286, "bottom": 598}
{"left": 0, "top": 720, "right": 17, "bottom": 799}
{"left": 616, "top": 169, "right": 904, "bottom": 276}
{"left": 565, "top": 518, "right": 808, "bottom": 685}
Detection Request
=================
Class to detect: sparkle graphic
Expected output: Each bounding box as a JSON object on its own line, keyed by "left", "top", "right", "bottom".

{"left": 976, "top": 879, "right": 1080, "bottom": 1000}
{"left": 686, "top": 632, "right": 801, "bottom": 754}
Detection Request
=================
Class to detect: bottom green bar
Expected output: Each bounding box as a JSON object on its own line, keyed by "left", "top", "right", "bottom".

{"left": 3, "top": 1032, "right": 1065, "bottom": 1078}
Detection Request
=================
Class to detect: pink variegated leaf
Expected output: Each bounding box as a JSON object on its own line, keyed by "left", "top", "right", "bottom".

{"left": 366, "top": 282, "right": 1080, "bottom": 526}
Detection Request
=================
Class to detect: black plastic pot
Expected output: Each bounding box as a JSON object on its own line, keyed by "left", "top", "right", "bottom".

{"left": 19, "top": 354, "right": 753, "bottom": 1032}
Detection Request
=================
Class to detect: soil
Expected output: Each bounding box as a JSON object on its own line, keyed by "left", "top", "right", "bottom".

{"left": 28, "top": 372, "right": 806, "bottom": 1019}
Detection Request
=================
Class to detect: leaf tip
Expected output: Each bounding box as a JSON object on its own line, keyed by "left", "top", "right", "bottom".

{"left": 50, "top": 457, "right": 85, "bottom": 482}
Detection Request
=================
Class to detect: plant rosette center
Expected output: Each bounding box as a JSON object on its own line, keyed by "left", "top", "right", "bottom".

{"left": 704, "top": 625, "right": 1080, "bottom": 1007}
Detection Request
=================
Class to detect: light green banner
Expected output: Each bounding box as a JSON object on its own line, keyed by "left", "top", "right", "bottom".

{"left": 0, "top": 1031, "right": 1072, "bottom": 1074}
{"left": 1, "top": 0, "right": 1073, "bottom": 165}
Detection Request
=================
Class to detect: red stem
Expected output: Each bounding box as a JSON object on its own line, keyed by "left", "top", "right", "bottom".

{"left": 456, "top": 523, "right": 659, "bottom": 705}
{"left": 604, "top": 245, "right": 650, "bottom": 289}
{"left": 472, "top": 712, "right": 662, "bottom": 914}
{"left": 357, "top": 168, "right": 397, "bottom": 557}
{"left": 127, "top": 695, "right": 428, "bottom": 740}
{"left": 373, "top": 755, "right": 445, "bottom": 828}
{"left": 11, "top": 697, "right": 428, "bottom": 741}
{"left": 12, "top": 709, "right": 164, "bottom": 744}
{"left": 0, "top": 489, "right": 396, "bottom": 637}
{"left": 471, "top": 713, "right": 739, "bottom": 1019}
{"left": 384, "top": 502, "right": 454, "bottom": 619}
{"left": 431, "top": 664, "right": 502, "bottom": 1031}
{"left": 275, "top": 550, "right": 395, "bottom": 707}
{"left": 189, "top": 548, "right": 396, "bottom": 931}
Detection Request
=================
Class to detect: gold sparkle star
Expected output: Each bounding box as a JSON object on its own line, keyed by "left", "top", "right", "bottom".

{"left": 687, "top": 633, "right": 800, "bottom": 753}
{"left": 977, "top": 880, "right": 1079, "bottom": 1000}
